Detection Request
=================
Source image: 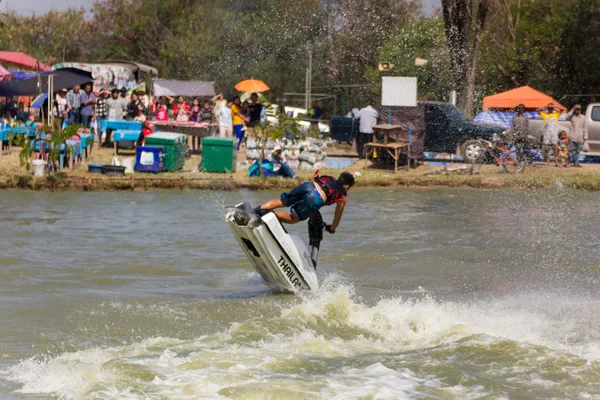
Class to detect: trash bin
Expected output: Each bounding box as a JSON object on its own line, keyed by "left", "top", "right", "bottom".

{"left": 135, "top": 146, "right": 165, "bottom": 173}
{"left": 144, "top": 132, "right": 187, "bottom": 171}
{"left": 201, "top": 137, "right": 237, "bottom": 173}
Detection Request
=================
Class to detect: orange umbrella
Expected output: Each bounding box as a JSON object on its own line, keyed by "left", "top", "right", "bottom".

{"left": 235, "top": 79, "right": 270, "bottom": 93}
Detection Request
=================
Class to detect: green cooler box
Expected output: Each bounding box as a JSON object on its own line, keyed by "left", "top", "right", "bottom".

{"left": 145, "top": 132, "right": 187, "bottom": 171}
{"left": 201, "top": 137, "right": 237, "bottom": 173}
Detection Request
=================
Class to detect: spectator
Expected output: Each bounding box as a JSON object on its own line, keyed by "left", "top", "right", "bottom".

{"left": 106, "top": 88, "right": 127, "bottom": 121}
{"left": 134, "top": 105, "right": 146, "bottom": 122}
{"left": 355, "top": 104, "right": 379, "bottom": 159}
{"left": 307, "top": 100, "right": 323, "bottom": 129}
{"left": 555, "top": 130, "right": 569, "bottom": 168}
{"left": 173, "top": 96, "right": 190, "bottom": 122}
{"left": 567, "top": 104, "right": 586, "bottom": 168}
{"left": 247, "top": 93, "right": 263, "bottom": 134}
{"left": 510, "top": 104, "right": 529, "bottom": 142}
{"left": 189, "top": 98, "right": 203, "bottom": 152}
{"left": 79, "top": 83, "right": 96, "bottom": 128}
{"left": 268, "top": 146, "right": 297, "bottom": 178}
{"left": 538, "top": 103, "right": 561, "bottom": 165}
{"left": 218, "top": 99, "right": 233, "bottom": 138}
{"left": 231, "top": 96, "right": 245, "bottom": 150}
{"left": 53, "top": 88, "right": 68, "bottom": 131}
{"left": 126, "top": 92, "right": 146, "bottom": 121}
{"left": 213, "top": 93, "right": 226, "bottom": 125}
{"left": 120, "top": 87, "right": 129, "bottom": 103}
{"left": 66, "top": 85, "right": 82, "bottom": 125}
{"left": 200, "top": 101, "right": 214, "bottom": 123}
{"left": 189, "top": 98, "right": 201, "bottom": 122}
{"left": 241, "top": 100, "right": 250, "bottom": 131}
{"left": 95, "top": 89, "right": 109, "bottom": 143}
{"left": 24, "top": 113, "right": 37, "bottom": 136}
{"left": 156, "top": 97, "right": 169, "bottom": 121}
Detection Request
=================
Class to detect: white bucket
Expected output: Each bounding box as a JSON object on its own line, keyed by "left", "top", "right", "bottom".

{"left": 122, "top": 158, "right": 135, "bottom": 174}
{"left": 31, "top": 159, "right": 47, "bottom": 177}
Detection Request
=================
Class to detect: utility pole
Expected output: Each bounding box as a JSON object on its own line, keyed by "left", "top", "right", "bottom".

{"left": 305, "top": 48, "right": 312, "bottom": 110}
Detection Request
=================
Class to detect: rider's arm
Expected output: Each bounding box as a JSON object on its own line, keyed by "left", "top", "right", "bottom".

{"left": 330, "top": 201, "right": 346, "bottom": 231}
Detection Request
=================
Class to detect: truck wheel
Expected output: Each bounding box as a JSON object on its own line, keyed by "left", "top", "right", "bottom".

{"left": 461, "top": 140, "right": 484, "bottom": 163}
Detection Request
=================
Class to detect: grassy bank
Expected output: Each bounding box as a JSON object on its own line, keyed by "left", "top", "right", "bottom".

{"left": 1, "top": 144, "right": 600, "bottom": 191}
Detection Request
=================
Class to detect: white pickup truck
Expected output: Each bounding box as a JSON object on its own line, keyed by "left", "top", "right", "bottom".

{"left": 523, "top": 105, "right": 600, "bottom": 155}
{"left": 584, "top": 103, "right": 600, "bottom": 155}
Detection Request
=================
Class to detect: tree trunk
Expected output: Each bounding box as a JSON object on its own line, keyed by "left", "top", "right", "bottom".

{"left": 441, "top": 0, "right": 490, "bottom": 117}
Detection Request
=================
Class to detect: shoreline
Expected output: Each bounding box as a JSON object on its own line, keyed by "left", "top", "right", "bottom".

{"left": 2, "top": 145, "right": 599, "bottom": 192}
{"left": 2, "top": 167, "right": 600, "bottom": 192}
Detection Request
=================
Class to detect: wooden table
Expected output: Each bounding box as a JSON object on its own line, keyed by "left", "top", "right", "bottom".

{"left": 365, "top": 141, "right": 409, "bottom": 173}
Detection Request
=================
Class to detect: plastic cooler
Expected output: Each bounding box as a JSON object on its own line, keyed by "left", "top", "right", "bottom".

{"left": 144, "top": 132, "right": 187, "bottom": 171}
{"left": 135, "top": 146, "right": 165, "bottom": 173}
{"left": 201, "top": 137, "right": 237, "bottom": 173}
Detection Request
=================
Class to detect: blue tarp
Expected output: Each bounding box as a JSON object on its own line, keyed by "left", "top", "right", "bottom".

{"left": 31, "top": 93, "right": 48, "bottom": 109}
{"left": 474, "top": 110, "right": 567, "bottom": 129}
{"left": 8, "top": 70, "right": 35, "bottom": 80}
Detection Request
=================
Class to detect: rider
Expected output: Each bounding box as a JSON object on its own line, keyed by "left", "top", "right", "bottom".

{"left": 253, "top": 171, "right": 355, "bottom": 234}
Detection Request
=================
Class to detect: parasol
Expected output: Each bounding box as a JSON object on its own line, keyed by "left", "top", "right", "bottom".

{"left": 235, "top": 79, "right": 270, "bottom": 93}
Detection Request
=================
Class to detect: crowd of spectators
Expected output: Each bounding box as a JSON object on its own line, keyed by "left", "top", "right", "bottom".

{"left": 47, "top": 83, "right": 272, "bottom": 150}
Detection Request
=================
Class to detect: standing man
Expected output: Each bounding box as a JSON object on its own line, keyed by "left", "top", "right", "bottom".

{"left": 106, "top": 88, "right": 127, "bottom": 121}
{"left": 126, "top": 92, "right": 146, "bottom": 121}
{"left": 120, "top": 87, "right": 129, "bottom": 103}
{"left": 307, "top": 100, "right": 323, "bottom": 131}
{"left": 355, "top": 104, "right": 379, "bottom": 159}
{"left": 95, "top": 89, "right": 109, "bottom": 143}
{"left": 567, "top": 104, "right": 587, "bottom": 167}
{"left": 66, "top": 85, "right": 82, "bottom": 125}
{"left": 511, "top": 104, "right": 529, "bottom": 160}
{"left": 247, "top": 93, "right": 263, "bottom": 136}
{"left": 80, "top": 83, "right": 96, "bottom": 128}
{"left": 538, "top": 103, "right": 561, "bottom": 165}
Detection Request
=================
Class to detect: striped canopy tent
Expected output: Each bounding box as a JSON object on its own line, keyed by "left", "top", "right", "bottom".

{"left": 474, "top": 110, "right": 567, "bottom": 129}
{"left": 482, "top": 86, "right": 566, "bottom": 111}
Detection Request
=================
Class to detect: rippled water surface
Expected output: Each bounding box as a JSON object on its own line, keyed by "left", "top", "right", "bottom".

{"left": 1, "top": 188, "right": 599, "bottom": 399}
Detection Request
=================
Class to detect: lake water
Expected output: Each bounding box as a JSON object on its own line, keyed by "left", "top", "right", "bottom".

{"left": 1, "top": 188, "right": 599, "bottom": 399}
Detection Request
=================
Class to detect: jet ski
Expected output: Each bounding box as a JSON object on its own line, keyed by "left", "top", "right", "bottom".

{"left": 225, "top": 203, "right": 322, "bottom": 293}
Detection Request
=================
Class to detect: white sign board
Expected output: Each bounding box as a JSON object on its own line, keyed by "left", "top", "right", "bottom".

{"left": 382, "top": 77, "right": 417, "bottom": 107}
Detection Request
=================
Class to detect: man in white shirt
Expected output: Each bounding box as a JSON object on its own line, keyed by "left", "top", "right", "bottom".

{"left": 356, "top": 105, "right": 379, "bottom": 159}
{"left": 218, "top": 100, "right": 233, "bottom": 138}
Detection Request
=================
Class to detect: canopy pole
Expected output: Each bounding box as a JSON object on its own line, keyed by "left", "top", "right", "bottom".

{"left": 35, "top": 61, "right": 45, "bottom": 126}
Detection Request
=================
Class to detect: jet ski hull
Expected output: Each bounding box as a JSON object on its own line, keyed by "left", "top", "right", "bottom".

{"left": 226, "top": 203, "right": 319, "bottom": 293}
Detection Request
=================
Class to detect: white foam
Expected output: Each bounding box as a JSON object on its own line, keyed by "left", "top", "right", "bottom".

{"left": 2, "top": 284, "right": 600, "bottom": 399}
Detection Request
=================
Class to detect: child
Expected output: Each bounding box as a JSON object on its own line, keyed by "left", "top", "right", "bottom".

{"left": 156, "top": 97, "right": 169, "bottom": 121}
{"left": 24, "top": 113, "right": 37, "bottom": 129}
{"left": 190, "top": 98, "right": 201, "bottom": 123}
{"left": 254, "top": 172, "right": 355, "bottom": 232}
{"left": 555, "top": 130, "right": 569, "bottom": 168}
{"left": 134, "top": 105, "right": 146, "bottom": 122}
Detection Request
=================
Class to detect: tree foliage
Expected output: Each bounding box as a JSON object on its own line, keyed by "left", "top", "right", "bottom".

{"left": 0, "top": 0, "right": 598, "bottom": 114}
